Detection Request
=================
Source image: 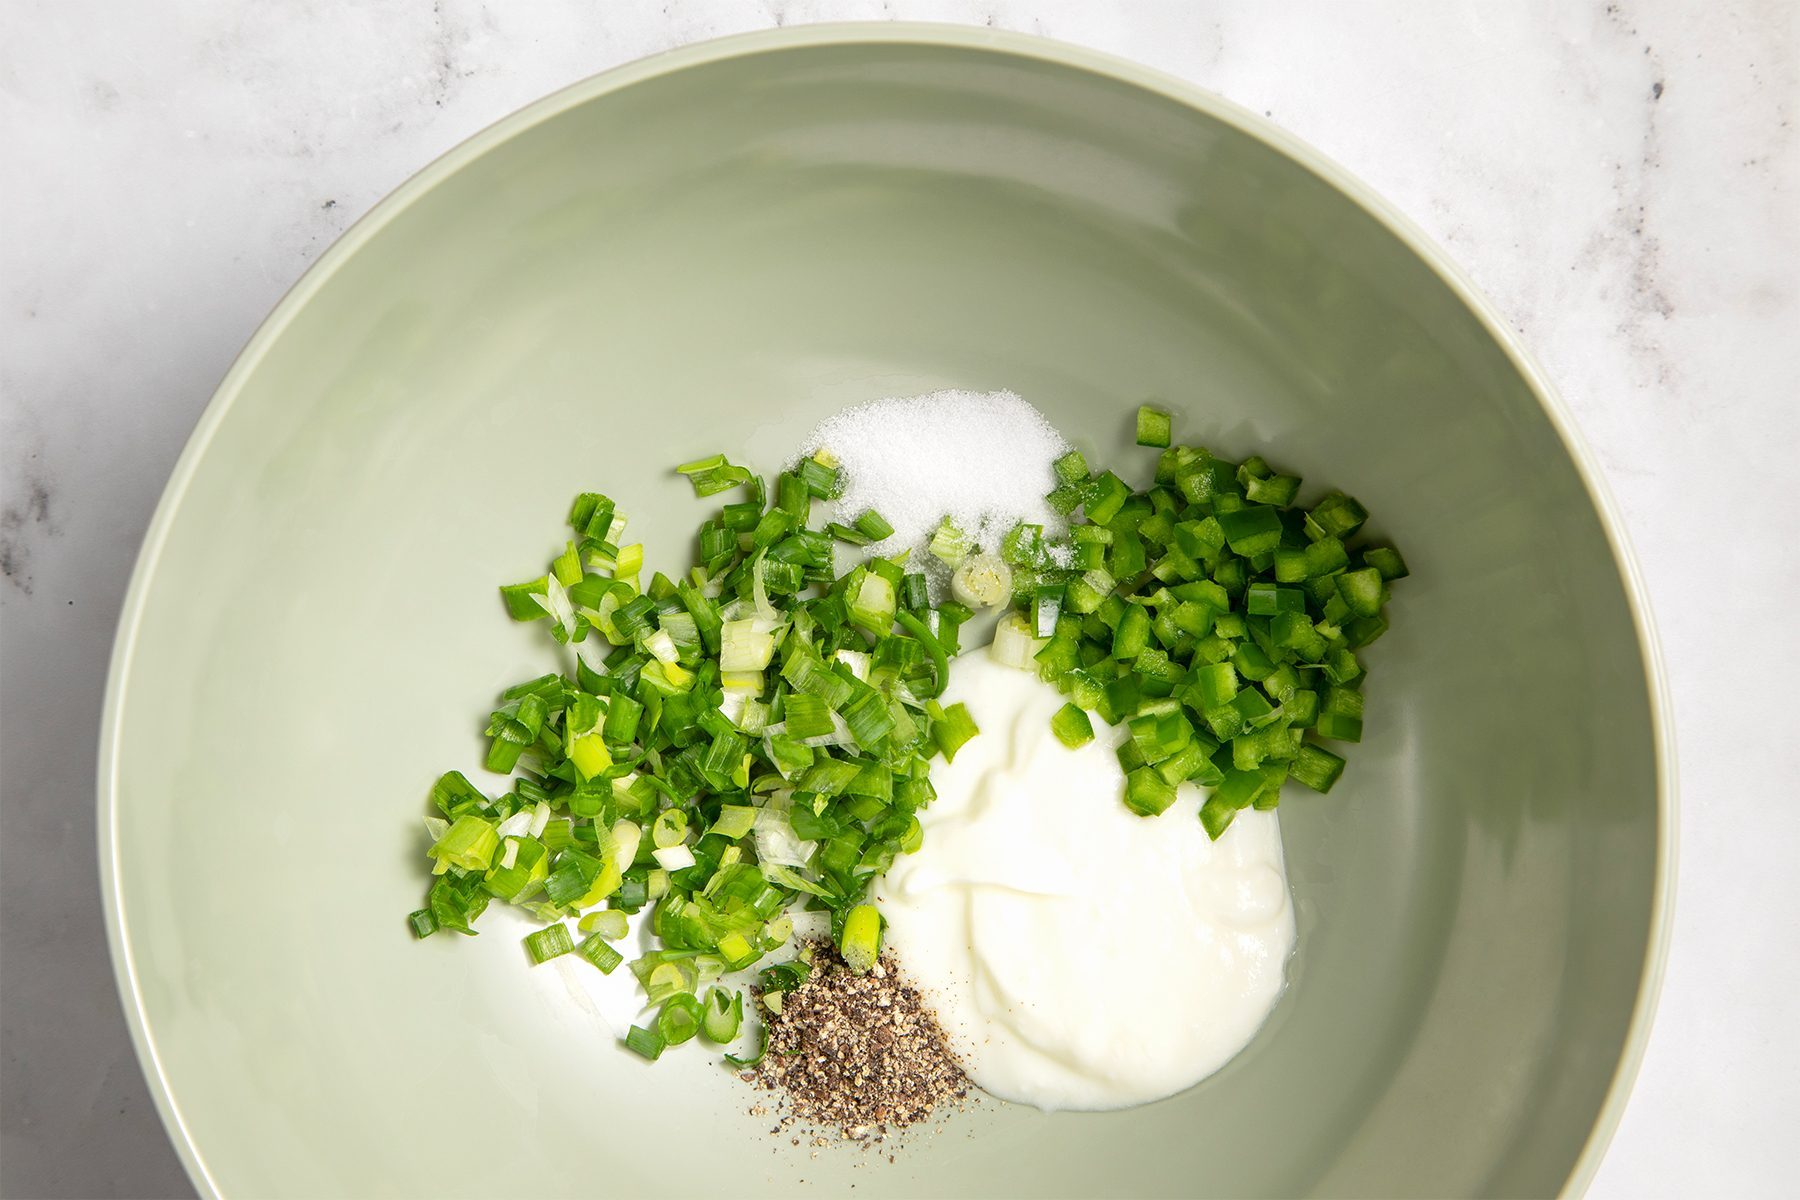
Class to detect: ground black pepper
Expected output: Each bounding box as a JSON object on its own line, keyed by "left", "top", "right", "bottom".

{"left": 745, "top": 940, "right": 970, "bottom": 1140}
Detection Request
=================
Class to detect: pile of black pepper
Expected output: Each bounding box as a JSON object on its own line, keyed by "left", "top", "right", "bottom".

{"left": 745, "top": 940, "right": 970, "bottom": 1141}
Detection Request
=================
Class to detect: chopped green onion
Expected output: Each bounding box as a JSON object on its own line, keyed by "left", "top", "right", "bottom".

{"left": 782, "top": 692, "right": 835, "bottom": 740}
{"left": 701, "top": 987, "right": 743, "bottom": 1044}
{"left": 853, "top": 508, "right": 895, "bottom": 542}
{"left": 579, "top": 909, "right": 630, "bottom": 940}
{"left": 932, "top": 701, "right": 980, "bottom": 763}
{"left": 943, "top": 550, "right": 1015, "bottom": 611}
{"left": 568, "top": 492, "right": 616, "bottom": 539}
{"left": 657, "top": 993, "right": 704, "bottom": 1046}
{"left": 523, "top": 923, "right": 574, "bottom": 964}
{"left": 719, "top": 618, "right": 778, "bottom": 672}
{"left": 429, "top": 815, "right": 499, "bottom": 873}
{"left": 928, "top": 518, "right": 970, "bottom": 566}
{"left": 723, "top": 1023, "right": 768, "bottom": 1069}
{"left": 624, "top": 1024, "right": 665, "bottom": 1061}
{"left": 651, "top": 808, "right": 689, "bottom": 849}
{"left": 838, "top": 904, "right": 882, "bottom": 974}
{"left": 711, "top": 805, "right": 758, "bottom": 840}
{"left": 578, "top": 933, "right": 624, "bottom": 973}
{"left": 893, "top": 610, "right": 948, "bottom": 698}
{"left": 795, "top": 452, "right": 841, "bottom": 498}
{"left": 990, "top": 611, "right": 1046, "bottom": 671}
{"left": 676, "top": 453, "right": 754, "bottom": 497}
{"left": 900, "top": 571, "right": 930, "bottom": 613}
{"left": 499, "top": 577, "right": 550, "bottom": 620}
{"left": 847, "top": 571, "right": 897, "bottom": 633}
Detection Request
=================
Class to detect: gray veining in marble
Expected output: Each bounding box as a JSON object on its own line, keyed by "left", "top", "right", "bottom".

{"left": 2, "top": 2, "right": 1795, "bottom": 1197}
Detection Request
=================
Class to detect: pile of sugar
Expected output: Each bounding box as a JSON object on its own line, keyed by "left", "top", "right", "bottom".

{"left": 800, "top": 390, "right": 1072, "bottom": 590}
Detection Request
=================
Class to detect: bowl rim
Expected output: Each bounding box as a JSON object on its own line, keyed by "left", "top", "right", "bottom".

{"left": 97, "top": 21, "right": 1676, "bottom": 1200}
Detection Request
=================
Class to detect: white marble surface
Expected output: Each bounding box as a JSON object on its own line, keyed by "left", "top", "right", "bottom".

{"left": 2, "top": 2, "right": 1795, "bottom": 1196}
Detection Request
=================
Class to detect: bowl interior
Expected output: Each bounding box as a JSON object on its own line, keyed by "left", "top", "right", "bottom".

{"left": 105, "top": 31, "right": 1661, "bottom": 1199}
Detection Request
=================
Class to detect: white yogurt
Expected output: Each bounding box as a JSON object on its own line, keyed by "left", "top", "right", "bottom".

{"left": 874, "top": 651, "right": 1295, "bottom": 1111}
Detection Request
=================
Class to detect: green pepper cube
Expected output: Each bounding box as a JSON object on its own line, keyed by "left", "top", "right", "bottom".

{"left": 1098, "top": 675, "right": 1141, "bottom": 725}
{"left": 1135, "top": 405, "right": 1173, "bottom": 448}
{"left": 1271, "top": 611, "right": 1328, "bottom": 662}
{"left": 1317, "top": 686, "right": 1365, "bottom": 742}
{"left": 1261, "top": 664, "right": 1300, "bottom": 702}
{"left": 1316, "top": 711, "right": 1363, "bottom": 742}
{"left": 1216, "top": 505, "right": 1284, "bottom": 557}
{"left": 1363, "top": 545, "right": 1410, "bottom": 580}
{"left": 1123, "top": 766, "right": 1178, "bottom": 816}
{"left": 1231, "top": 641, "right": 1276, "bottom": 680}
{"left": 1203, "top": 702, "right": 1247, "bottom": 742}
{"left": 1245, "top": 473, "right": 1301, "bottom": 506}
{"left": 1084, "top": 471, "right": 1132, "bottom": 525}
{"left": 1335, "top": 567, "right": 1385, "bottom": 618}
{"left": 1303, "top": 536, "right": 1349, "bottom": 578}
{"left": 1112, "top": 603, "right": 1152, "bottom": 660}
{"left": 1324, "top": 645, "right": 1364, "bottom": 686}
{"left": 1290, "top": 742, "right": 1346, "bottom": 792}
{"left": 1175, "top": 457, "right": 1238, "bottom": 505}
{"left": 1215, "top": 767, "right": 1270, "bottom": 809}
{"left": 1050, "top": 703, "right": 1095, "bottom": 748}
{"left": 1307, "top": 492, "right": 1369, "bottom": 539}
{"left": 1247, "top": 582, "right": 1308, "bottom": 616}
{"left": 1046, "top": 481, "right": 1086, "bottom": 515}
{"left": 1251, "top": 763, "right": 1289, "bottom": 809}
{"left": 1164, "top": 600, "right": 1207, "bottom": 638}
{"left": 1053, "top": 449, "right": 1090, "bottom": 485}
{"left": 1199, "top": 793, "right": 1237, "bottom": 840}
{"left": 1189, "top": 662, "right": 1239, "bottom": 709}
{"left": 1176, "top": 517, "right": 1226, "bottom": 558}
{"left": 1273, "top": 547, "right": 1308, "bottom": 583}
{"left": 1229, "top": 686, "right": 1274, "bottom": 724}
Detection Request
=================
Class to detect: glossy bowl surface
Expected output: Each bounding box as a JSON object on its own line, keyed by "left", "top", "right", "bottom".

{"left": 101, "top": 24, "right": 1672, "bottom": 1199}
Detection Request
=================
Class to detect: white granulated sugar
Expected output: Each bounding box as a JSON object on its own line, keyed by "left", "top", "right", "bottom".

{"left": 801, "top": 390, "right": 1073, "bottom": 592}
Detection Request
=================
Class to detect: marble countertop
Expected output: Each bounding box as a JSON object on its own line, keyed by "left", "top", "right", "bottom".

{"left": 2, "top": 2, "right": 1794, "bottom": 1196}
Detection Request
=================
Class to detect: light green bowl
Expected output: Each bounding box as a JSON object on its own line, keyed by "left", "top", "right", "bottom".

{"left": 101, "top": 24, "right": 1672, "bottom": 1199}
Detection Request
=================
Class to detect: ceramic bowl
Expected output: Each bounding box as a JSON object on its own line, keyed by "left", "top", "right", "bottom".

{"left": 101, "top": 24, "right": 1672, "bottom": 1198}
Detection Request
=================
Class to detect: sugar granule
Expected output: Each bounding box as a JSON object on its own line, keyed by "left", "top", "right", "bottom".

{"left": 800, "top": 390, "right": 1073, "bottom": 594}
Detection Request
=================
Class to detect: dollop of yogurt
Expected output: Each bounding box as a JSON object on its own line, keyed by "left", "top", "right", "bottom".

{"left": 874, "top": 651, "right": 1295, "bottom": 1111}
